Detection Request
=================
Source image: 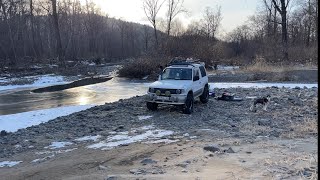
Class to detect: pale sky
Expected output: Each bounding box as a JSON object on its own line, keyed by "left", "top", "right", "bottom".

{"left": 91, "top": 0, "right": 259, "bottom": 37}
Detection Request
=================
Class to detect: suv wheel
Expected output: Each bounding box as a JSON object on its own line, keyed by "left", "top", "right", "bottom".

{"left": 200, "top": 85, "right": 209, "bottom": 103}
{"left": 147, "top": 102, "right": 158, "bottom": 111}
{"left": 183, "top": 93, "right": 194, "bottom": 114}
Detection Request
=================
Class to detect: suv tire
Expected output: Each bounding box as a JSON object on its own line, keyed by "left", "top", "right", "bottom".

{"left": 147, "top": 102, "right": 158, "bottom": 111}
{"left": 200, "top": 85, "right": 209, "bottom": 103}
{"left": 183, "top": 93, "right": 194, "bottom": 114}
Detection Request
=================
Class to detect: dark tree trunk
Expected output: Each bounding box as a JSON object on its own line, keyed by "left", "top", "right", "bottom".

{"left": 280, "top": 9, "right": 288, "bottom": 60}
{"left": 153, "top": 21, "right": 158, "bottom": 49}
{"left": 51, "top": 0, "right": 64, "bottom": 65}
{"left": 29, "top": 0, "right": 37, "bottom": 59}
{"left": 272, "top": 0, "right": 289, "bottom": 60}
{"left": 0, "top": 0, "right": 17, "bottom": 65}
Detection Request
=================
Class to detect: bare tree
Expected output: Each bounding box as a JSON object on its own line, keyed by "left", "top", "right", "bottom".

{"left": 143, "top": 0, "right": 165, "bottom": 48}
{"left": 51, "top": 0, "right": 64, "bottom": 64}
{"left": 29, "top": 0, "right": 37, "bottom": 58}
{"left": 265, "top": 0, "right": 291, "bottom": 60}
{"left": 142, "top": 25, "right": 151, "bottom": 53}
{"left": 201, "top": 6, "right": 222, "bottom": 40}
{"left": 0, "top": 0, "right": 17, "bottom": 65}
{"left": 166, "top": 0, "right": 185, "bottom": 36}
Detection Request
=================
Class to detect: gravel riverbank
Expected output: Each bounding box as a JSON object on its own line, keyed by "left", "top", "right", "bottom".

{"left": 0, "top": 87, "right": 317, "bottom": 158}
{"left": 0, "top": 86, "right": 317, "bottom": 179}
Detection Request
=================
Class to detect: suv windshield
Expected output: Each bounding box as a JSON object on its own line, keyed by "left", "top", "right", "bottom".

{"left": 161, "top": 68, "right": 192, "bottom": 80}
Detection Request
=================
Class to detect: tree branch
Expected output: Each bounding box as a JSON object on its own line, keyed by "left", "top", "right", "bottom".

{"left": 272, "top": 0, "right": 282, "bottom": 13}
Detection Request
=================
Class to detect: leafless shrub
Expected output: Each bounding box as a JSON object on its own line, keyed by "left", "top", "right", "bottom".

{"left": 118, "top": 57, "right": 168, "bottom": 78}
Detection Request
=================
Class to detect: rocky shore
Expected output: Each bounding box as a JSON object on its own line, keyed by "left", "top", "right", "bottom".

{"left": 0, "top": 86, "right": 317, "bottom": 179}
{"left": 1, "top": 87, "right": 317, "bottom": 157}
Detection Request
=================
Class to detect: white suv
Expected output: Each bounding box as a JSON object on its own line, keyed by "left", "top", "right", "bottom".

{"left": 146, "top": 61, "right": 209, "bottom": 114}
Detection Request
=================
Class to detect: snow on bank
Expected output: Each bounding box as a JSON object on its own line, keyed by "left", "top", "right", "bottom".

{"left": 0, "top": 74, "right": 67, "bottom": 91}
{"left": 138, "top": 115, "right": 153, "bottom": 121}
{"left": 209, "top": 82, "right": 317, "bottom": 89}
{"left": 87, "top": 128, "right": 174, "bottom": 150}
{"left": 144, "top": 139, "right": 179, "bottom": 144}
{"left": 75, "top": 135, "right": 101, "bottom": 142}
{"left": 217, "top": 65, "right": 240, "bottom": 70}
{"left": 32, "top": 148, "right": 78, "bottom": 163}
{"left": 0, "top": 105, "right": 93, "bottom": 132}
{"left": 0, "top": 161, "right": 22, "bottom": 168}
{"left": 44, "top": 142, "right": 73, "bottom": 149}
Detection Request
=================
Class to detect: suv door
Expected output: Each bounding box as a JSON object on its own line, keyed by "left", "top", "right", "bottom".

{"left": 192, "top": 68, "right": 202, "bottom": 97}
{"left": 199, "top": 65, "right": 208, "bottom": 89}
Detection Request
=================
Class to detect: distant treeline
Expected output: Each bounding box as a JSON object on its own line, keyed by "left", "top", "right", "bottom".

{"left": 0, "top": 0, "right": 317, "bottom": 67}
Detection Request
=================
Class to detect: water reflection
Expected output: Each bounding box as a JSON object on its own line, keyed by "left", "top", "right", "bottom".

{"left": 0, "top": 78, "right": 149, "bottom": 115}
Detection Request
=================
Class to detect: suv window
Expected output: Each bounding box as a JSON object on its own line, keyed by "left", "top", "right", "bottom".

{"left": 161, "top": 68, "right": 192, "bottom": 80}
{"left": 193, "top": 69, "right": 200, "bottom": 80}
{"left": 199, "top": 66, "right": 206, "bottom": 77}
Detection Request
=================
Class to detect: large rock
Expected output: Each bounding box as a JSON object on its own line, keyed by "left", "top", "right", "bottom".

{"left": 140, "top": 158, "right": 157, "bottom": 165}
{"left": 203, "top": 145, "right": 220, "bottom": 153}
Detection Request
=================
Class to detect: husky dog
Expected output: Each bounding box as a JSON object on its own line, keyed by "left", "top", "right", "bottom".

{"left": 250, "top": 95, "right": 271, "bottom": 112}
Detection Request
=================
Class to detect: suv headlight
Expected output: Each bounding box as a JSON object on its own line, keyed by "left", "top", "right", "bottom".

{"left": 156, "top": 90, "right": 161, "bottom": 96}
{"left": 176, "top": 89, "right": 185, "bottom": 94}
{"left": 149, "top": 88, "right": 154, "bottom": 93}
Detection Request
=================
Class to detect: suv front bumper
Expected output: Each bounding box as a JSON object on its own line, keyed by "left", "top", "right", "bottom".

{"left": 146, "top": 93, "right": 187, "bottom": 105}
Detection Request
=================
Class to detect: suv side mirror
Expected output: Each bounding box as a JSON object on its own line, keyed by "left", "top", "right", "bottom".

{"left": 193, "top": 76, "right": 199, "bottom": 81}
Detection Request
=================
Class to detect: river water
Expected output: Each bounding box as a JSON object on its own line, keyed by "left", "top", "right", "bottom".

{"left": 0, "top": 77, "right": 317, "bottom": 115}
{"left": 0, "top": 78, "right": 150, "bottom": 115}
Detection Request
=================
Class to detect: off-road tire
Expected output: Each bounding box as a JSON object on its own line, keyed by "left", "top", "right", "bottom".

{"left": 200, "top": 85, "right": 209, "bottom": 103}
{"left": 146, "top": 102, "right": 158, "bottom": 111}
{"left": 183, "top": 93, "right": 194, "bottom": 114}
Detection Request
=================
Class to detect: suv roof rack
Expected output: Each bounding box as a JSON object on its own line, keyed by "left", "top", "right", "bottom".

{"left": 169, "top": 62, "right": 195, "bottom": 67}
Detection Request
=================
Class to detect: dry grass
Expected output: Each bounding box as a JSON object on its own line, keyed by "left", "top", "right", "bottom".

{"left": 244, "top": 56, "right": 290, "bottom": 73}
{"left": 281, "top": 117, "right": 318, "bottom": 138}
{"left": 243, "top": 56, "right": 318, "bottom": 73}
{"left": 264, "top": 152, "right": 318, "bottom": 180}
{"left": 240, "top": 122, "right": 272, "bottom": 135}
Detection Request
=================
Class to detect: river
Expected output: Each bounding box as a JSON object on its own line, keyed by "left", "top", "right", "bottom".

{"left": 0, "top": 77, "right": 317, "bottom": 115}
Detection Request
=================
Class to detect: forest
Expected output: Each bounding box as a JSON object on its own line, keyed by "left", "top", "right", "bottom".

{"left": 0, "top": 0, "right": 318, "bottom": 68}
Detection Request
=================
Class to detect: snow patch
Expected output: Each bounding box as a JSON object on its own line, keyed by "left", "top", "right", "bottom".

{"left": 144, "top": 139, "right": 179, "bottom": 144}
{"left": 138, "top": 115, "right": 153, "bottom": 121}
{"left": 44, "top": 142, "right": 73, "bottom": 149}
{"left": 107, "top": 134, "right": 129, "bottom": 141}
{"left": 0, "top": 105, "right": 93, "bottom": 132}
{"left": 75, "top": 135, "right": 101, "bottom": 142}
{"left": 31, "top": 154, "right": 55, "bottom": 163}
{"left": 0, "top": 74, "right": 68, "bottom": 91}
{"left": 0, "top": 161, "right": 22, "bottom": 168}
{"left": 32, "top": 148, "right": 77, "bottom": 163}
{"left": 14, "top": 144, "right": 22, "bottom": 149}
{"left": 87, "top": 129, "right": 174, "bottom": 150}
{"left": 210, "top": 82, "right": 317, "bottom": 89}
{"left": 217, "top": 65, "right": 240, "bottom": 70}
{"left": 35, "top": 148, "right": 77, "bottom": 155}
{"left": 135, "top": 125, "right": 155, "bottom": 130}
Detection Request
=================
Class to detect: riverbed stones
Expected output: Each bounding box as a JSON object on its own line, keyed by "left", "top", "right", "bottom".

{"left": 0, "top": 130, "right": 8, "bottom": 136}
{"left": 258, "top": 119, "right": 271, "bottom": 126}
{"left": 0, "top": 87, "right": 317, "bottom": 159}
